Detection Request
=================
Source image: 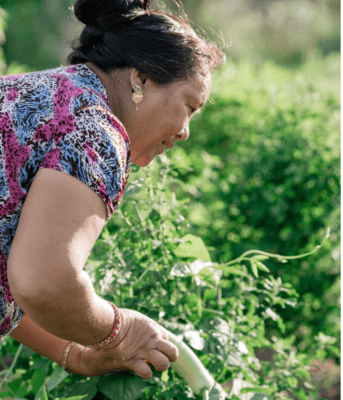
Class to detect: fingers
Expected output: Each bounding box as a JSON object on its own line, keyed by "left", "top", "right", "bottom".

{"left": 144, "top": 348, "right": 171, "bottom": 372}
{"left": 86, "top": 314, "right": 180, "bottom": 380}
{"left": 129, "top": 350, "right": 169, "bottom": 379}
{"left": 156, "top": 338, "right": 179, "bottom": 363}
{"left": 153, "top": 324, "right": 179, "bottom": 362}
{"left": 132, "top": 359, "right": 154, "bottom": 380}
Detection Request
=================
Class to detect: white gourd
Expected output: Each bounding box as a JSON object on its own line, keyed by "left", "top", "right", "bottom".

{"left": 167, "top": 330, "right": 216, "bottom": 397}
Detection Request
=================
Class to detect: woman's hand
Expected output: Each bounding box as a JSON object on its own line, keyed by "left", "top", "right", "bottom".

{"left": 67, "top": 308, "right": 179, "bottom": 379}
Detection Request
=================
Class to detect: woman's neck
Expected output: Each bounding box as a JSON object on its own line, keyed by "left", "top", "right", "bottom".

{"left": 85, "top": 62, "right": 117, "bottom": 115}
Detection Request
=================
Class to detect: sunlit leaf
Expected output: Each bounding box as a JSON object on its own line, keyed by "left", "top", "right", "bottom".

{"left": 122, "top": 181, "right": 143, "bottom": 197}
{"left": 250, "top": 262, "right": 259, "bottom": 278}
{"left": 183, "top": 330, "right": 205, "bottom": 350}
{"left": 170, "top": 263, "right": 191, "bottom": 277}
{"left": 218, "top": 265, "right": 250, "bottom": 277}
{"left": 173, "top": 234, "right": 211, "bottom": 261}
{"left": 265, "top": 308, "right": 279, "bottom": 321}
{"left": 195, "top": 265, "right": 222, "bottom": 288}
{"left": 255, "top": 261, "right": 270, "bottom": 272}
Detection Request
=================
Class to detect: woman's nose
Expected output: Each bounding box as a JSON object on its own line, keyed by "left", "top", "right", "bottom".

{"left": 177, "top": 127, "right": 189, "bottom": 141}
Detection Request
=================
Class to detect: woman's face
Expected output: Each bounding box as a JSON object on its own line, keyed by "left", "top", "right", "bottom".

{"left": 123, "top": 71, "right": 212, "bottom": 167}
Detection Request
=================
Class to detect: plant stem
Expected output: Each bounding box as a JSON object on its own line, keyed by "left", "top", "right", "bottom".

{"left": 0, "top": 344, "right": 23, "bottom": 389}
{"left": 134, "top": 202, "right": 144, "bottom": 224}
{"left": 218, "top": 286, "right": 222, "bottom": 310}
{"left": 202, "top": 308, "right": 224, "bottom": 315}
{"left": 197, "top": 286, "right": 202, "bottom": 319}
{"left": 132, "top": 256, "right": 164, "bottom": 287}
{"left": 224, "top": 229, "right": 329, "bottom": 267}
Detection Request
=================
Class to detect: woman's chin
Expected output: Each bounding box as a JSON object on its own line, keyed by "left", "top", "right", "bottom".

{"left": 132, "top": 156, "right": 154, "bottom": 168}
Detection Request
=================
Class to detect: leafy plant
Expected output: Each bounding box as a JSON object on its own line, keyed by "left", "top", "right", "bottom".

{"left": 0, "top": 157, "right": 336, "bottom": 400}
{"left": 0, "top": 8, "right": 339, "bottom": 398}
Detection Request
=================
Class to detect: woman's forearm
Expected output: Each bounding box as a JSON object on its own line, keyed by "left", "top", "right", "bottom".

{"left": 9, "top": 314, "right": 74, "bottom": 366}
{"left": 12, "top": 271, "right": 116, "bottom": 346}
{"left": 9, "top": 312, "right": 125, "bottom": 377}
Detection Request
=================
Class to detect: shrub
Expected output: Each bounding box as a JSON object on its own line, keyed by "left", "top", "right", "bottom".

{"left": 171, "top": 54, "right": 340, "bottom": 356}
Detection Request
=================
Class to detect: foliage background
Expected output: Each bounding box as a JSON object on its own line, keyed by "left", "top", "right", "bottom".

{"left": 0, "top": 0, "right": 340, "bottom": 399}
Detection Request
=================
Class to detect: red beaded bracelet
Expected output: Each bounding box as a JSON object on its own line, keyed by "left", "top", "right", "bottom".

{"left": 86, "top": 301, "right": 122, "bottom": 349}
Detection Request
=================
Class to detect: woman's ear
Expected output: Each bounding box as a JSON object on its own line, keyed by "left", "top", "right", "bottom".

{"left": 130, "top": 68, "right": 148, "bottom": 91}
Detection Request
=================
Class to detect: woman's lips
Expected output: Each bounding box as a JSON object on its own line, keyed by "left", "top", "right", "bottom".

{"left": 162, "top": 140, "right": 174, "bottom": 149}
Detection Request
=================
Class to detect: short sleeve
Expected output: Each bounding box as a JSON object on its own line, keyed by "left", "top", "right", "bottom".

{"left": 38, "top": 105, "right": 130, "bottom": 222}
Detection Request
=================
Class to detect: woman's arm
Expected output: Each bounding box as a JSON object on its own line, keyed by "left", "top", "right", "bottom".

{"left": 9, "top": 314, "right": 92, "bottom": 375}
{"left": 9, "top": 314, "right": 77, "bottom": 367}
{"left": 9, "top": 314, "right": 71, "bottom": 366}
{"left": 7, "top": 169, "right": 115, "bottom": 346}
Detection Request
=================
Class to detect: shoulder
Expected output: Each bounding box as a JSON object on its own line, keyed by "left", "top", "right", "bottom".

{"left": 73, "top": 104, "right": 131, "bottom": 173}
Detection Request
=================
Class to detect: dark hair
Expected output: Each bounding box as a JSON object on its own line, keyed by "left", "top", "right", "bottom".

{"left": 67, "top": 0, "right": 225, "bottom": 84}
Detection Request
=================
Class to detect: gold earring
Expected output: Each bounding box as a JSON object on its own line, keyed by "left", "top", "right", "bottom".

{"left": 132, "top": 84, "right": 143, "bottom": 111}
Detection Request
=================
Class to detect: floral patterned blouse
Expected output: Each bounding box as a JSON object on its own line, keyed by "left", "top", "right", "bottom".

{"left": 0, "top": 63, "right": 131, "bottom": 341}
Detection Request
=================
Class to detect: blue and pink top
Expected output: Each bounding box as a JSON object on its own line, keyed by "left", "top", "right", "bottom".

{"left": 0, "top": 63, "right": 131, "bottom": 341}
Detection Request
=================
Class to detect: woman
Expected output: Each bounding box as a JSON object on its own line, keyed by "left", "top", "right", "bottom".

{"left": 1, "top": 0, "right": 224, "bottom": 379}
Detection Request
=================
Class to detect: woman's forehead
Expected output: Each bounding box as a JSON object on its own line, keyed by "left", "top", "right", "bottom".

{"left": 174, "top": 72, "right": 211, "bottom": 100}
{"left": 188, "top": 73, "right": 212, "bottom": 102}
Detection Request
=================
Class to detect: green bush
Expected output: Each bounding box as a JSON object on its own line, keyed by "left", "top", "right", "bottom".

{"left": 0, "top": 157, "right": 335, "bottom": 400}
{"left": 171, "top": 54, "right": 340, "bottom": 355}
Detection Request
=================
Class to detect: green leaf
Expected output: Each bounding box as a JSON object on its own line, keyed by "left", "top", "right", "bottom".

{"left": 276, "top": 258, "right": 288, "bottom": 263}
{"left": 286, "top": 376, "right": 298, "bottom": 388}
{"left": 35, "top": 385, "right": 48, "bottom": 400}
{"left": 251, "top": 394, "right": 274, "bottom": 400}
{"left": 161, "top": 369, "right": 169, "bottom": 382}
{"left": 47, "top": 365, "right": 69, "bottom": 392}
{"left": 98, "top": 371, "right": 146, "bottom": 400}
{"left": 6, "top": 378, "right": 18, "bottom": 394}
{"left": 227, "top": 352, "right": 246, "bottom": 368}
{"left": 265, "top": 308, "right": 279, "bottom": 321}
{"left": 31, "top": 369, "right": 46, "bottom": 395}
{"left": 170, "top": 263, "right": 191, "bottom": 277}
{"left": 15, "top": 381, "right": 31, "bottom": 398}
{"left": 219, "top": 265, "right": 250, "bottom": 277}
{"left": 173, "top": 234, "right": 211, "bottom": 261}
{"left": 240, "top": 387, "right": 274, "bottom": 396}
{"left": 59, "top": 378, "right": 99, "bottom": 400}
{"left": 253, "top": 256, "right": 269, "bottom": 261}
{"left": 206, "top": 381, "right": 229, "bottom": 399}
{"left": 56, "top": 397, "right": 88, "bottom": 400}
{"left": 316, "top": 332, "right": 337, "bottom": 345}
{"left": 328, "top": 345, "right": 341, "bottom": 357}
{"left": 122, "top": 181, "right": 143, "bottom": 197}
{"left": 31, "top": 357, "right": 51, "bottom": 372}
{"left": 101, "top": 227, "right": 111, "bottom": 240}
{"left": 255, "top": 261, "right": 270, "bottom": 272}
{"left": 250, "top": 261, "right": 259, "bottom": 278}
{"left": 197, "top": 267, "right": 219, "bottom": 288}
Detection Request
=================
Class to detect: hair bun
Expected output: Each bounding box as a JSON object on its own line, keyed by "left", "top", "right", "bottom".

{"left": 72, "top": 0, "right": 152, "bottom": 27}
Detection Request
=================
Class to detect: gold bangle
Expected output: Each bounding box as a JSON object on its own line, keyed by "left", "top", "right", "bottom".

{"left": 62, "top": 341, "right": 75, "bottom": 374}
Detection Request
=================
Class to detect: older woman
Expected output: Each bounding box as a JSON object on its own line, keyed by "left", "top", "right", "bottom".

{"left": 1, "top": 0, "right": 224, "bottom": 380}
